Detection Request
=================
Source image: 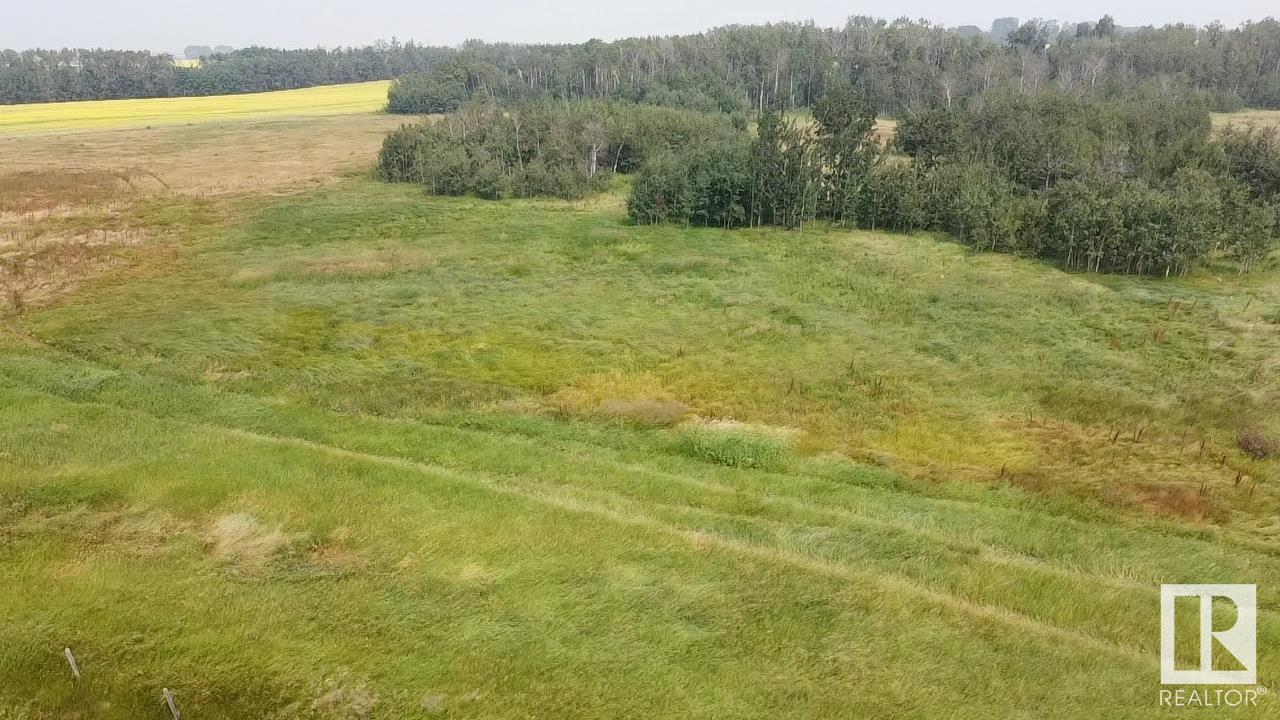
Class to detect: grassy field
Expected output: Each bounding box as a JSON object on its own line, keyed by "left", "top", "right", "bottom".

{"left": 1213, "top": 108, "right": 1280, "bottom": 131}
{"left": 0, "top": 103, "right": 1278, "bottom": 718}
{"left": 0, "top": 80, "right": 391, "bottom": 134}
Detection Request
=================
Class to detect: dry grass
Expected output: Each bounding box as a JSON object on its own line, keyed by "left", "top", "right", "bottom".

{"left": 0, "top": 113, "right": 407, "bottom": 312}
{"left": 1212, "top": 108, "right": 1280, "bottom": 132}
{"left": 205, "top": 513, "right": 296, "bottom": 569}
{"left": 229, "top": 248, "right": 437, "bottom": 285}
{"left": 873, "top": 117, "right": 897, "bottom": 143}
{"left": 0, "top": 114, "right": 406, "bottom": 197}
{"left": 598, "top": 398, "right": 690, "bottom": 426}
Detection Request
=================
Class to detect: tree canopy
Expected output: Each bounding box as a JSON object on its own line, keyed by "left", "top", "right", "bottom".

{"left": 6, "top": 16, "right": 1280, "bottom": 111}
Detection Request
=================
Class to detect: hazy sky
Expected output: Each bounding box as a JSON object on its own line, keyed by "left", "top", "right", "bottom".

{"left": 5, "top": 1, "right": 1277, "bottom": 52}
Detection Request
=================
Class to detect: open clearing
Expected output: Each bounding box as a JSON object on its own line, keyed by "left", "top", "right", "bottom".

{"left": 0, "top": 99, "right": 1278, "bottom": 718}
{"left": 1213, "top": 107, "right": 1280, "bottom": 131}
{"left": 0, "top": 80, "right": 391, "bottom": 134}
{"left": 0, "top": 113, "right": 407, "bottom": 308}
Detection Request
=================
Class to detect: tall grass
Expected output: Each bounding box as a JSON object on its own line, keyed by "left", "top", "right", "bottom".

{"left": 0, "top": 175, "right": 1277, "bottom": 717}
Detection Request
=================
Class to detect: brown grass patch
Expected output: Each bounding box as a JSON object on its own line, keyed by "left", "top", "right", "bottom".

{"left": 0, "top": 169, "right": 158, "bottom": 215}
{"left": 0, "top": 114, "right": 406, "bottom": 312}
{"left": 873, "top": 117, "right": 898, "bottom": 144}
{"left": 308, "top": 528, "right": 366, "bottom": 572}
{"left": 0, "top": 114, "right": 404, "bottom": 199}
{"left": 1, "top": 231, "right": 150, "bottom": 311}
{"left": 549, "top": 370, "right": 689, "bottom": 424}
{"left": 205, "top": 513, "right": 296, "bottom": 569}
{"left": 990, "top": 416, "right": 1278, "bottom": 534}
{"left": 230, "top": 248, "right": 436, "bottom": 285}
{"left": 1213, "top": 109, "right": 1280, "bottom": 132}
{"left": 308, "top": 679, "right": 379, "bottom": 719}
{"left": 309, "top": 543, "right": 365, "bottom": 571}
{"left": 5, "top": 506, "right": 192, "bottom": 554}
{"left": 598, "top": 398, "right": 689, "bottom": 426}
{"left": 1102, "top": 483, "right": 1226, "bottom": 523}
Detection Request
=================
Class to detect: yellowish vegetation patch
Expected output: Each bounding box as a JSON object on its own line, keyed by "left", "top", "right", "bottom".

{"left": 3, "top": 506, "right": 193, "bottom": 560}
{"left": 230, "top": 248, "right": 436, "bottom": 285}
{"left": 0, "top": 113, "right": 405, "bottom": 312}
{"left": 550, "top": 370, "right": 690, "bottom": 425}
{"left": 455, "top": 562, "right": 499, "bottom": 584}
{"left": 278, "top": 677, "right": 379, "bottom": 720}
{"left": 205, "top": 513, "right": 296, "bottom": 569}
{"left": 681, "top": 416, "right": 800, "bottom": 442}
{"left": 1212, "top": 108, "right": 1280, "bottom": 132}
{"left": 867, "top": 415, "right": 1033, "bottom": 480}
{"left": 0, "top": 80, "right": 391, "bottom": 135}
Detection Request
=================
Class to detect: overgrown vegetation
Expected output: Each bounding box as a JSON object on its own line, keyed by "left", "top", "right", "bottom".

{"left": 626, "top": 90, "right": 1280, "bottom": 275}
{"left": 376, "top": 101, "right": 742, "bottom": 199}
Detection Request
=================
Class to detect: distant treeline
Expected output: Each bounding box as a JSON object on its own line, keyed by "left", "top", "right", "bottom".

{"left": 386, "top": 17, "right": 1280, "bottom": 115}
{"left": 0, "top": 44, "right": 450, "bottom": 104}
{"left": 5, "top": 16, "right": 1280, "bottom": 110}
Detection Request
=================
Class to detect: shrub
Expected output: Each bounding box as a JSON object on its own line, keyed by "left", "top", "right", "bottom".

{"left": 381, "top": 101, "right": 740, "bottom": 201}
{"left": 1237, "top": 427, "right": 1278, "bottom": 459}
{"left": 386, "top": 56, "right": 501, "bottom": 114}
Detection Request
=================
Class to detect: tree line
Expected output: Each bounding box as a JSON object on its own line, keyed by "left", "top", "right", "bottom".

{"left": 376, "top": 101, "right": 743, "bottom": 200}
{"left": 5, "top": 15, "right": 1280, "bottom": 111}
{"left": 0, "top": 43, "right": 450, "bottom": 103}
{"left": 627, "top": 90, "right": 1280, "bottom": 275}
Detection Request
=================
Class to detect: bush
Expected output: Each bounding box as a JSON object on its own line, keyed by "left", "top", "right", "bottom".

{"left": 628, "top": 138, "right": 750, "bottom": 227}
{"left": 386, "top": 56, "right": 501, "bottom": 114}
{"left": 381, "top": 101, "right": 741, "bottom": 201}
{"left": 1219, "top": 124, "right": 1280, "bottom": 200}
{"left": 1237, "top": 427, "right": 1278, "bottom": 459}
{"left": 627, "top": 152, "right": 691, "bottom": 225}
{"left": 857, "top": 163, "right": 927, "bottom": 232}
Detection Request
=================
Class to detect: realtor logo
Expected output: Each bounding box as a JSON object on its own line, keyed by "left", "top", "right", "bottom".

{"left": 1160, "top": 584, "right": 1257, "bottom": 685}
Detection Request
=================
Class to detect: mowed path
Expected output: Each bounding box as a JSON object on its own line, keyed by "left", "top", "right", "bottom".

{"left": 0, "top": 80, "right": 392, "bottom": 134}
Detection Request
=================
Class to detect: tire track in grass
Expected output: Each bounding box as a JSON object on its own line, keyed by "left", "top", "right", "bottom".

{"left": 3, "top": 364, "right": 1277, "bottom": 624}
{"left": 12, "top": 380, "right": 1280, "bottom": 692}
{"left": 207, "top": 423, "right": 1155, "bottom": 664}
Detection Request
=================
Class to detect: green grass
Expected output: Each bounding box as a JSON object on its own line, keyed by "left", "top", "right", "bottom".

{"left": 2, "top": 178, "right": 1278, "bottom": 718}
{"left": 0, "top": 81, "right": 391, "bottom": 135}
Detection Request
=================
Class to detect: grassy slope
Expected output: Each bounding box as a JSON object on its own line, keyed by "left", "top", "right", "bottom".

{"left": 1, "top": 176, "right": 1278, "bottom": 718}
{"left": 0, "top": 81, "right": 391, "bottom": 135}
